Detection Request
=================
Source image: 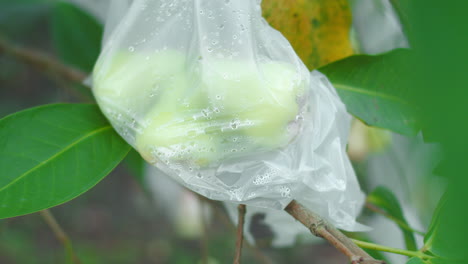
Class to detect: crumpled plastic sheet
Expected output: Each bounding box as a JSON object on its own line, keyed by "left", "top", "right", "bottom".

{"left": 224, "top": 71, "right": 370, "bottom": 247}
{"left": 92, "top": 0, "right": 368, "bottom": 241}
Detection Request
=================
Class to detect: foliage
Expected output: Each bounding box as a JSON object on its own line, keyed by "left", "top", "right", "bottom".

{"left": 0, "top": 0, "right": 467, "bottom": 263}
{"left": 319, "top": 49, "right": 418, "bottom": 135}
{"left": 367, "top": 186, "right": 417, "bottom": 251}
{"left": 0, "top": 104, "right": 130, "bottom": 218}
{"left": 51, "top": 1, "right": 102, "bottom": 72}
{"left": 263, "top": 0, "right": 354, "bottom": 69}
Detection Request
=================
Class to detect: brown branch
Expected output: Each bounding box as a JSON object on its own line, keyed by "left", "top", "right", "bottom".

{"left": 285, "top": 200, "right": 385, "bottom": 264}
{"left": 233, "top": 204, "right": 246, "bottom": 264}
{"left": 0, "top": 37, "right": 86, "bottom": 82}
{"left": 40, "top": 209, "right": 81, "bottom": 264}
{"left": 199, "top": 198, "right": 209, "bottom": 264}
{"left": 0, "top": 36, "right": 93, "bottom": 102}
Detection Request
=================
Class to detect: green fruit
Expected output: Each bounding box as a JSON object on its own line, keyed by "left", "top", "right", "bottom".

{"left": 93, "top": 49, "right": 186, "bottom": 114}
{"left": 94, "top": 49, "right": 305, "bottom": 166}
{"left": 202, "top": 60, "right": 304, "bottom": 147}
{"left": 136, "top": 111, "right": 219, "bottom": 166}
{"left": 135, "top": 74, "right": 218, "bottom": 166}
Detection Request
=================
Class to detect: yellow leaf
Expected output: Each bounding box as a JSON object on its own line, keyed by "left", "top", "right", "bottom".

{"left": 263, "top": 0, "right": 354, "bottom": 70}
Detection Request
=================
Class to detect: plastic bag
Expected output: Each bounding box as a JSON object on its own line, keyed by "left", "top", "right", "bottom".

{"left": 92, "top": 0, "right": 365, "bottom": 232}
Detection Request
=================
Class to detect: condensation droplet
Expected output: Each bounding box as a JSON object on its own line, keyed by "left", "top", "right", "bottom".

{"left": 128, "top": 46, "right": 135, "bottom": 52}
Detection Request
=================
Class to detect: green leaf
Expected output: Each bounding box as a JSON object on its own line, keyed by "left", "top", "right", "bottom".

{"left": 319, "top": 49, "right": 419, "bottom": 135}
{"left": 367, "top": 186, "right": 418, "bottom": 251}
{"left": 407, "top": 257, "right": 426, "bottom": 264}
{"left": 0, "top": 103, "right": 130, "bottom": 219}
{"left": 422, "top": 190, "right": 467, "bottom": 263}
{"left": 50, "top": 1, "right": 103, "bottom": 72}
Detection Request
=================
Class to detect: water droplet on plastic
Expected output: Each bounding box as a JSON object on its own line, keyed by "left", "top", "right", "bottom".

{"left": 230, "top": 119, "right": 239, "bottom": 129}
{"left": 128, "top": 46, "right": 135, "bottom": 52}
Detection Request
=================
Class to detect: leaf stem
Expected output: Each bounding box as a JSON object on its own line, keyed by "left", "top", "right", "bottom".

{"left": 352, "top": 239, "right": 432, "bottom": 260}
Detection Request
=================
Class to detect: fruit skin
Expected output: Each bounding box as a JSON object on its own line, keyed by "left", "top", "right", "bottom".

{"left": 135, "top": 75, "right": 219, "bottom": 166}
{"left": 94, "top": 50, "right": 306, "bottom": 166}
{"left": 93, "top": 49, "right": 186, "bottom": 114}
{"left": 203, "top": 60, "right": 305, "bottom": 147}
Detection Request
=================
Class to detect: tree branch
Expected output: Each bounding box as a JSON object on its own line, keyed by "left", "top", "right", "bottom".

{"left": 199, "top": 198, "right": 209, "bottom": 264}
{"left": 40, "top": 209, "right": 81, "bottom": 264}
{"left": 0, "top": 37, "right": 86, "bottom": 82}
{"left": 0, "top": 36, "right": 93, "bottom": 102}
{"left": 284, "top": 200, "right": 385, "bottom": 264}
{"left": 233, "top": 204, "right": 246, "bottom": 264}
{"left": 196, "top": 195, "right": 273, "bottom": 264}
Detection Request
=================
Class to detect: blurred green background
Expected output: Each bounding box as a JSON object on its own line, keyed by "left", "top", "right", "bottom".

{"left": 1, "top": 0, "right": 467, "bottom": 264}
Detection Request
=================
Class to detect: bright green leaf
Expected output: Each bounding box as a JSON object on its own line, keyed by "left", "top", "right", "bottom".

{"left": 423, "top": 190, "right": 467, "bottom": 263}
{"left": 367, "top": 186, "right": 418, "bottom": 251}
{"left": 51, "top": 1, "right": 103, "bottom": 72}
{"left": 0, "top": 103, "right": 130, "bottom": 219}
{"left": 407, "top": 257, "right": 426, "bottom": 264}
{"left": 319, "top": 49, "right": 419, "bottom": 135}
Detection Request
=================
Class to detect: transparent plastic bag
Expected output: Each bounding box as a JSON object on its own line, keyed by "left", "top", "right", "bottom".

{"left": 93, "top": 0, "right": 365, "bottom": 231}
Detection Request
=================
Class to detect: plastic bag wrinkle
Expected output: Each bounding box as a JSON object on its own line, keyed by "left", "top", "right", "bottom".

{"left": 92, "top": 0, "right": 367, "bottom": 239}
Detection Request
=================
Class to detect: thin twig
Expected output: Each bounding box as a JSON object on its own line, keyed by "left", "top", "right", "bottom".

{"left": 196, "top": 195, "right": 274, "bottom": 264}
{"left": 233, "top": 204, "right": 246, "bottom": 264}
{"left": 284, "top": 200, "right": 385, "bottom": 264}
{"left": 365, "top": 202, "right": 426, "bottom": 236}
{"left": 40, "top": 209, "right": 81, "bottom": 264}
{"left": 199, "top": 198, "right": 209, "bottom": 264}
